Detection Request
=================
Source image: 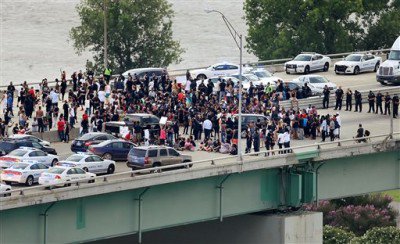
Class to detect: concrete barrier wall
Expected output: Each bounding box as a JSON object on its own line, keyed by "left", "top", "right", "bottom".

{"left": 32, "top": 127, "right": 80, "bottom": 143}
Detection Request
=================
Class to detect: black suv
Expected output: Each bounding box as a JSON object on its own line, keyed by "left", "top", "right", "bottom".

{"left": 0, "top": 140, "right": 57, "bottom": 156}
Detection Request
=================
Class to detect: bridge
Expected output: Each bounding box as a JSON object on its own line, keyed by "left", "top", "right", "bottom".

{"left": 1, "top": 133, "right": 399, "bottom": 243}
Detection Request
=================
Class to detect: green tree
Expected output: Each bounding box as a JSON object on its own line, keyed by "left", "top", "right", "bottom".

{"left": 70, "top": 0, "right": 183, "bottom": 73}
{"left": 244, "top": 0, "right": 400, "bottom": 60}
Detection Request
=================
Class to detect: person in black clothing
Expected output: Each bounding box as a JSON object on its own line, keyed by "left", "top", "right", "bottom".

{"left": 354, "top": 90, "right": 362, "bottom": 112}
{"left": 393, "top": 94, "right": 399, "bottom": 119}
{"left": 355, "top": 124, "right": 365, "bottom": 143}
{"left": 384, "top": 92, "right": 391, "bottom": 115}
{"left": 334, "top": 86, "right": 344, "bottom": 110}
{"left": 63, "top": 100, "right": 69, "bottom": 122}
{"left": 345, "top": 88, "right": 352, "bottom": 111}
{"left": 322, "top": 85, "right": 330, "bottom": 109}
{"left": 60, "top": 79, "right": 67, "bottom": 101}
{"left": 245, "top": 130, "right": 252, "bottom": 153}
{"left": 367, "top": 90, "right": 375, "bottom": 113}
{"left": 375, "top": 91, "right": 383, "bottom": 114}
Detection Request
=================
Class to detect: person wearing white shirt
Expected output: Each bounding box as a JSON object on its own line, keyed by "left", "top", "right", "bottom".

{"left": 277, "top": 130, "right": 284, "bottom": 154}
{"left": 50, "top": 89, "right": 59, "bottom": 108}
{"left": 203, "top": 118, "right": 212, "bottom": 141}
{"left": 185, "top": 79, "right": 191, "bottom": 93}
{"left": 336, "top": 112, "right": 342, "bottom": 139}
{"left": 98, "top": 90, "right": 106, "bottom": 103}
{"left": 283, "top": 129, "right": 291, "bottom": 153}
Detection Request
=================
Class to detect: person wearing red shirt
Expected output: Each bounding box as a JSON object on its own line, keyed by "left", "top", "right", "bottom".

{"left": 57, "top": 116, "right": 66, "bottom": 142}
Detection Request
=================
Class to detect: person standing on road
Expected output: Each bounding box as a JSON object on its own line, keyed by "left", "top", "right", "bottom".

{"left": 60, "top": 79, "right": 67, "bottom": 101}
{"left": 354, "top": 90, "right": 362, "bottom": 112}
{"left": 393, "top": 94, "right": 399, "bottom": 119}
{"left": 384, "top": 92, "right": 391, "bottom": 115}
{"left": 329, "top": 117, "right": 335, "bottom": 141}
{"left": 375, "top": 91, "right": 383, "bottom": 114}
{"left": 203, "top": 117, "right": 213, "bottom": 141}
{"left": 36, "top": 106, "right": 44, "bottom": 133}
{"left": 335, "top": 112, "right": 342, "bottom": 139}
{"left": 283, "top": 129, "right": 291, "bottom": 153}
{"left": 57, "top": 115, "right": 66, "bottom": 142}
{"left": 367, "top": 90, "right": 375, "bottom": 113}
{"left": 345, "top": 88, "right": 352, "bottom": 111}
{"left": 322, "top": 85, "right": 330, "bottom": 109}
{"left": 334, "top": 86, "right": 344, "bottom": 110}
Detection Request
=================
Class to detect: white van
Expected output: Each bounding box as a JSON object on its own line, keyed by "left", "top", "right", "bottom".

{"left": 377, "top": 36, "right": 400, "bottom": 85}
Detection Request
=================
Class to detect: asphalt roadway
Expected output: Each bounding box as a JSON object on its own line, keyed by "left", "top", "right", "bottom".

{"left": 4, "top": 69, "right": 400, "bottom": 191}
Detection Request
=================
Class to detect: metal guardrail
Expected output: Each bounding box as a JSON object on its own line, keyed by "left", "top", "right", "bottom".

{"left": 281, "top": 86, "right": 400, "bottom": 109}
{"left": 2, "top": 132, "right": 399, "bottom": 199}
{"left": 0, "top": 49, "right": 391, "bottom": 88}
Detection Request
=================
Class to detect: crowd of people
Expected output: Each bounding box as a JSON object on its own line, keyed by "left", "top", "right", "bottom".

{"left": 0, "top": 66, "right": 395, "bottom": 156}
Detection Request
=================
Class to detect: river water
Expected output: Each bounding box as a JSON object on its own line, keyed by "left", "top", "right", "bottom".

{"left": 0, "top": 0, "right": 256, "bottom": 85}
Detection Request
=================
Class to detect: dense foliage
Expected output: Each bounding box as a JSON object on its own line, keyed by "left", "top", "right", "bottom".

{"left": 351, "top": 227, "right": 400, "bottom": 243}
{"left": 70, "top": 0, "right": 183, "bottom": 73}
{"left": 244, "top": 0, "right": 400, "bottom": 60}
{"left": 304, "top": 194, "right": 398, "bottom": 236}
{"left": 323, "top": 225, "right": 355, "bottom": 244}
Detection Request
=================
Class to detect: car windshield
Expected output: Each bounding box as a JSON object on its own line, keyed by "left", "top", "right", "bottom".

{"left": 388, "top": 50, "right": 400, "bottom": 61}
{"left": 130, "top": 148, "right": 146, "bottom": 157}
{"left": 47, "top": 168, "right": 66, "bottom": 174}
{"left": 253, "top": 70, "right": 272, "bottom": 78}
{"left": 309, "top": 76, "right": 329, "bottom": 83}
{"left": 8, "top": 149, "right": 27, "bottom": 157}
{"left": 345, "top": 55, "right": 361, "bottom": 62}
{"left": 294, "top": 55, "right": 312, "bottom": 61}
{"left": 9, "top": 163, "right": 29, "bottom": 169}
{"left": 245, "top": 74, "right": 260, "bottom": 81}
{"left": 66, "top": 155, "right": 85, "bottom": 162}
{"left": 79, "top": 133, "right": 98, "bottom": 140}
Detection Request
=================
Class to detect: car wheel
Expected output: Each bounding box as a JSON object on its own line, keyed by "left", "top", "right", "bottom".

{"left": 83, "top": 167, "right": 89, "bottom": 172}
{"left": 197, "top": 74, "right": 207, "bottom": 80}
{"left": 25, "top": 176, "right": 34, "bottom": 186}
{"left": 323, "top": 63, "right": 329, "bottom": 72}
{"left": 183, "top": 160, "right": 192, "bottom": 168}
{"left": 107, "top": 164, "right": 115, "bottom": 174}
{"left": 102, "top": 153, "right": 112, "bottom": 160}
{"left": 304, "top": 66, "right": 310, "bottom": 74}
{"left": 353, "top": 66, "right": 360, "bottom": 75}
{"left": 64, "top": 181, "right": 71, "bottom": 187}
{"left": 4, "top": 190, "right": 11, "bottom": 197}
{"left": 88, "top": 178, "right": 95, "bottom": 183}
{"left": 374, "top": 62, "right": 380, "bottom": 72}
{"left": 51, "top": 159, "right": 58, "bottom": 167}
{"left": 152, "top": 162, "right": 162, "bottom": 173}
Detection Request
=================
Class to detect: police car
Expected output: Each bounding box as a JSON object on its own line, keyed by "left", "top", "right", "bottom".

{"left": 0, "top": 183, "right": 11, "bottom": 197}
{"left": 1, "top": 161, "right": 49, "bottom": 186}
{"left": 56, "top": 153, "right": 115, "bottom": 175}
{"left": 38, "top": 166, "right": 96, "bottom": 187}
{"left": 0, "top": 148, "right": 59, "bottom": 169}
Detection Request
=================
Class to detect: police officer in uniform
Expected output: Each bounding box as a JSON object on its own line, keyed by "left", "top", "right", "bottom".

{"left": 367, "top": 90, "right": 375, "bottom": 113}
{"left": 334, "top": 86, "right": 344, "bottom": 110}
{"left": 393, "top": 94, "right": 399, "bottom": 119}
{"left": 354, "top": 90, "right": 362, "bottom": 112}
{"left": 384, "top": 92, "right": 391, "bottom": 115}
{"left": 345, "top": 88, "right": 352, "bottom": 111}
{"left": 322, "top": 85, "right": 330, "bottom": 109}
{"left": 375, "top": 91, "right": 383, "bottom": 114}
